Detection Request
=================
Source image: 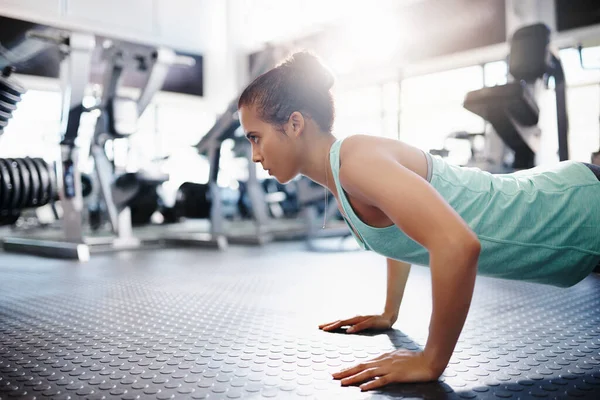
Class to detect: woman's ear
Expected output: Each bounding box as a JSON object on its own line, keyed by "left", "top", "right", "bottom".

{"left": 287, "top": 111, "right": 305, "bottom": 137}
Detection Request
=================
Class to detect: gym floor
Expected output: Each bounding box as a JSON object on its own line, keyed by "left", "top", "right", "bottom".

{"left": 0, "top": 242, "right": 599, "bottom": 399}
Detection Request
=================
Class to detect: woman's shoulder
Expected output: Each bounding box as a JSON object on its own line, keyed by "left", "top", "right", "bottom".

{"left": 338, "top": 134, "right": 400, "bottom": 158}
{"left": 337, "top": 134, "right": 429, "bottom": 182}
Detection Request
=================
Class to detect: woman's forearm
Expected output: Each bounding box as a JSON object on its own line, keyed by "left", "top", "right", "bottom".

{"left": 423, "top": 242, "right": 480, "bottom": 375}
{"left": 383, "top": 258, "right": 411, "bottom": 322}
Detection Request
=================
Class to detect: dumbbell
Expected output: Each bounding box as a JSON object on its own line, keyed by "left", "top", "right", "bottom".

{"left": 159, "top": 182, "right": 212, "bottom": 222}
{"left": 175, "top": 182, "right": 212, "bottom": 219}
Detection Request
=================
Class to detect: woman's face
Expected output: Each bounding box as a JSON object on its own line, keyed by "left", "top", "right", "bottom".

{"left": 238, "top": 106, "right": 301, "bottom": 184}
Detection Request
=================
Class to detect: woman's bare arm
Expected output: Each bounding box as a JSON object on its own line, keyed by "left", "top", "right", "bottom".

{"left": 334, "top": 136, "right": 480, "bottom": 385}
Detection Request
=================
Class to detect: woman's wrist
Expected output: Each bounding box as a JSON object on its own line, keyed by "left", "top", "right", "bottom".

{"left": 382, "top": 309, "right": 399, "bottom": 325}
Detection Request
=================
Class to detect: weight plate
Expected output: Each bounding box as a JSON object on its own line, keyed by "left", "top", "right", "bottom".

{"left": 0, "top": 120, "right": 7, "bottom": 129}
{"left": 14, "top": 159, "right": 31, "bottom": 209}
{"left": 32, "top": 158, "right": 50, "bottom": 206}
{"left": 5, "top": 158, "right": 21, "bottom": 209}
{"left": 81, "top": 173, "right": 92, "bottom": 198}
{"left": 0, "top": 99, "right": 16, "bottom": 113}
{"left": 45, "top": 159, "right": 57, "bottom": 202}
{"left": 0, "top": 159, "right": 14, "bottom": 210}
{"left": 0, "top": 108, "right": 11, "bottom": 122}
{"left": 0, "top": 210, "right": 20, "bottom": 226}
{"left": 0, "top": 76, "right": 25, "bottom": 97}
{"left": 0, "top": 90, "right": 20, "bottom": 105}
{"left": 0, "top": 159, "right": 10, "bottom": 210}
{"left": 177, "top": 182, "right": 211, "bottom": 219}
{"left": 23, "top": 157, "right": 41, "bottom": 207}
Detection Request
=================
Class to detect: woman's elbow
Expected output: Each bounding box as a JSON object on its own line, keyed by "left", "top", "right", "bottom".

{"left": 454, "top": 225, "right": 480, "bottom": 260}
{"left": 425, "top": 222, "right": 480, "bottom": 265}
{"left": 435, "top": 233, "right": 480, "bottom": 266}
{"left": 466, "top": 236, "right": 481, "bottom": 260}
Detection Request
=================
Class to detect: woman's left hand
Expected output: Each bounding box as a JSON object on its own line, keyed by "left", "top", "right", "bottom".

{"left": 332, "top": 349, "right": 442, "bottom": 391}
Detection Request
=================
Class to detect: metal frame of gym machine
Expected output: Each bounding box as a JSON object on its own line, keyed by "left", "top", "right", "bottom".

{"left": 3, "top": 30, "right": 96, "bottom": 261}
{"left": 191, "top": 46, "right": 350, "bottom": 247}
{"left": 88, "top": 40, "right": 226, "bottom": 251}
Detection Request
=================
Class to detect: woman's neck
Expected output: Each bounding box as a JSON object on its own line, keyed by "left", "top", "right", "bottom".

{"left": 298, "top": 133, "right": 338, "bottom": 193}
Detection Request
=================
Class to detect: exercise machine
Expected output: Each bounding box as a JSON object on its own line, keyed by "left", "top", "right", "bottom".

{"left": 2, "top": 29, "right": 216, "bottom": 260}
{"left": 86, "top": 40, "right": 225, "bottom": 250}
{"left": 577, "top": 43, "right": 600, "bottom": 165}
{"left": 0, "top": 66, "right": 25, "bottom": 136}
{"left": 2, "top": 29, "right": 96, "bottom": 260}
{"left": 0, "top": 66, "right": 51, "bottom": 227}
{"left": 457, "top": 24, "right": 569, "bottom": 173}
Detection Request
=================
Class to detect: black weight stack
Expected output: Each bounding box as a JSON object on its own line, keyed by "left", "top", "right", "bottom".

{"left": 0, "top": 66, "right": 26, "bottom": 136}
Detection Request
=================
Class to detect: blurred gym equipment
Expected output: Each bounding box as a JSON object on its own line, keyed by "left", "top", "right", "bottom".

{"left": 0, "top": 63, "right": 95, "bottom": 231}
{"left": 0, "top": 66, "right": 25, "bottom": 136}
{"left": 1, "top": 29, "right": 96, "bottom": 260}
{"left": 1, "top": 29, "right": 216, "bottom": 261}
{"left": 86, "top": 40, "right": 213, "bottom": 250}
{"left": 437, "top": 24, "right": 569, "bottom": 173}
{"left": 578, "top": 43, "right": 600, "bottom": 165}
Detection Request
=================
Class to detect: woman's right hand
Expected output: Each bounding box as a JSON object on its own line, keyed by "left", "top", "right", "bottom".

{"left": 318, "top": 313, "right": 397, "bottom": 334}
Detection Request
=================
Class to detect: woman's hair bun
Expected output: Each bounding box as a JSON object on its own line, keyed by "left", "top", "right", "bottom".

{"left": 280, "top": 50, "right": 335, "bottom": 90}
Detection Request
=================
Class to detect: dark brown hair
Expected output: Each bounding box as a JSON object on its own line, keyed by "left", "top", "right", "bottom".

{"left": 238, "top": 51, "right": 335, "bottom": 133}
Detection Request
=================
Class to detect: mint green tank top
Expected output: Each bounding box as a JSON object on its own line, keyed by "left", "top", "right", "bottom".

{"left": 329, "top": 138, "right": 600, "bottom": 288}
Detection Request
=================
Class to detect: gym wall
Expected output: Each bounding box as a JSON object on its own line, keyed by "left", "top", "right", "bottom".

{"left": 0, "top": 0, "right": 213, "bottom": 54}
{"left": 0, "top": 0, "right": 235, "bottom": 115}
{"left": 0, "top": 15, "right": 204, "bottom": 96}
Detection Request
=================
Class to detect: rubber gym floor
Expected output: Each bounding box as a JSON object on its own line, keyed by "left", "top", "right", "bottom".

{"left": 0, "top": 241, "right": 598, "bottom": 399}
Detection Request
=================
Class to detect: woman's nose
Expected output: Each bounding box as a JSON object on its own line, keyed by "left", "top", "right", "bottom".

{"left": 252, "top": 148, "right": 262, "bottom": 163}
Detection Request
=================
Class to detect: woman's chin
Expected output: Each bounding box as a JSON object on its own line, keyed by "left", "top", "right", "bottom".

{"left": 273, "top": 173, "right": 292, "bottom": 184}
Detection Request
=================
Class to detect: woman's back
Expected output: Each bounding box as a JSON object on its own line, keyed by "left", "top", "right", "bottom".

{"left": 331, "top": 136, "right": 600, "bottom": 287}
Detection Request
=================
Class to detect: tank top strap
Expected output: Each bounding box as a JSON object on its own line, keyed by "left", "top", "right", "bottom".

{"left": 329, "top": 138, "right": 369, "bottom": 250}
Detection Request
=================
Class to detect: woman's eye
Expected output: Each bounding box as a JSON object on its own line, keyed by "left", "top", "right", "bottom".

{"left": 250, "top": 136, "right": 259, "bottom": 144}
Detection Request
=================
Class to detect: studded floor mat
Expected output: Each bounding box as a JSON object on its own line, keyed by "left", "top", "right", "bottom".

{"left": 0, "top": 242, "right": 599, "bottom": 399}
